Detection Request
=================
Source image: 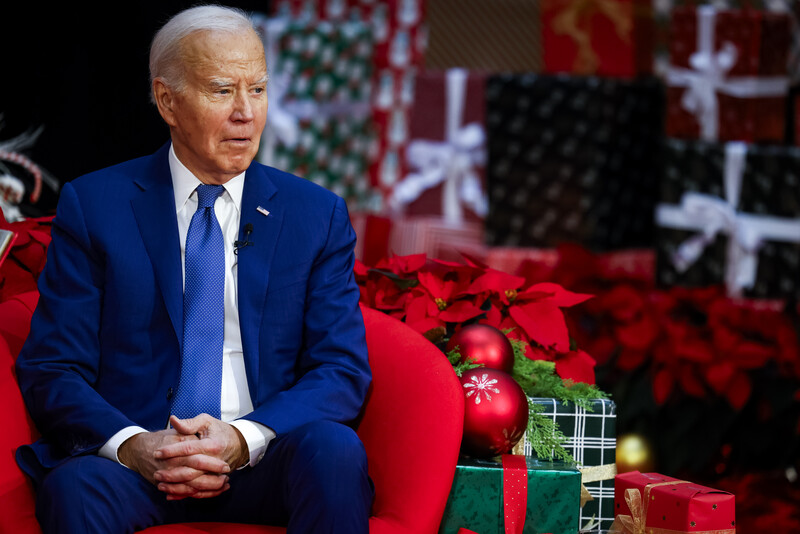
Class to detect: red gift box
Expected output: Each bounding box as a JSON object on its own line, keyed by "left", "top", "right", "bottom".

{"left": 542, "top": 0, "right": 654, "bottom": 78}
{"left": 666, "top": 5, "right": 791, "bottom": 143}
{"left": 614, "top": 471, "right": 736, "bottom": 533}
{"left": 389, "top": 69, "right": 487, "bottom": 223}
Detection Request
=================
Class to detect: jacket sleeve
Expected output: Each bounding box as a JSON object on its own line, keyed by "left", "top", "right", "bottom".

{"left": 16, "top": 182, "right": 139, "bottom": 460}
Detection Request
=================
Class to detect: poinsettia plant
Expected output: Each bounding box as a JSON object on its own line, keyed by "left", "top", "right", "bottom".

{"left": 355, "top": 252, "right": 598, "bottom": 385}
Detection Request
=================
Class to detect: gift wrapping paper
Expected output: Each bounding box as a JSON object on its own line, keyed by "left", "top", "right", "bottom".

{"left": 485, "top": 73, "right": 664, "bottom": 251}
{"left": 390, "top": 69, "right": 487, "bottom": 223}
{"left": 439, "top": 456, "right": 581, "bottom": 534}
{"left": 614, "top": 471, "right": 735, "bottom": 533}
{"left": 666, "top": 5, "right": 792, "bottom": 143}
{"left": 269, "top": 0, "right": 427, "bottom": 211}
{"left": 656, "top": 138, "right": 800, "bottom": 299}
{"left": 425, "top": 0, "right": 542, "bottom": 72}
{"left": 388, "top": 216, "right": 485, "bottom": 263}
{"left": 513, "top": 398, "right": 616, "bottom": 532}
{"left": 254, "top": 15, "right": 377, "bottom": 210}
{"left": 542, "top": 0, "right": 654, "bottom": 78}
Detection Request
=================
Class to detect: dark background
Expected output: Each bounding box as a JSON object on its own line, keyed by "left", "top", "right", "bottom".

{"left": 0, "top": 2, "right": 271, "bottom": 214}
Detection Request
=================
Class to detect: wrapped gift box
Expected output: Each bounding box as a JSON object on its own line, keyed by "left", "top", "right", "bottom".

{"left": 389, "top": 69, "right": 487, "bottom": 223}
{"left": 439, "top": 456, "right": 581, "bottom": 534}
{"left": 542, "top": 0, "right": 654, "bottom": 78}
{"left": 254, "top": 15, "right": 377, "bottom": 210}
{"left": 513, "top": 398, "right": 616, "bottom": 532}
{"left": 614, "top": 471, "right": 735, "bottom": 533}
{"left": 666, "top": 5, "right": 792, "bottom": 143}
{"left": 656, "top": 138, "right": 800, "bottom": 299}
{"left": 425, "top": 0, "right": 542, "bottom": 72}
{"left": 266, "top": 1, "right": 428, "bottom": 211}
{"left": 485, "top": 73, "right": 664, "bottom": 251}
{"left": 389, "top": 216, "right": 485, "bottom": 263}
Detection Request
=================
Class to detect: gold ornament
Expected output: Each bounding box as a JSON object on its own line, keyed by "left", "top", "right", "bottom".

{"left": 616, "top": 433, "right": 655, "bottom": 473}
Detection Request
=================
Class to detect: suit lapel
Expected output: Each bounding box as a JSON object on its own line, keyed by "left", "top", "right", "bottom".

{"left": 237, "top": 165, "right": 283, "bottom": 400}
{"left": 131, "top": 144, "right": 184, "bottom": 350}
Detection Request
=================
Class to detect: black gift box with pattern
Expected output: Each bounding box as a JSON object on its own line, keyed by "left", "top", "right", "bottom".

{"left": 485, "top": 73, "right": 665, "bottom": 251}
{"left": 656, "top": 138, "right": 800, "bottom": 299}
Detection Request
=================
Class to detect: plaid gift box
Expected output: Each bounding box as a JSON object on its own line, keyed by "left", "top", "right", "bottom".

{"left": 254, "top": 15, "right": 377, "bottom": 210}
{"left": 513, "top": 398, "right": 617, "bottom": 532}
{"left": 656, "top": 138, "right": 800, "bottom": 299}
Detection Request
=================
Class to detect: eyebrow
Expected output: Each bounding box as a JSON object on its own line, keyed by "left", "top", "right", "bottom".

{"left": 208, "top": 75, "right": 268, "bottom": 88}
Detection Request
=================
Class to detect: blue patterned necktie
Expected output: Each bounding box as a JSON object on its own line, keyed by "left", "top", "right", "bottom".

{"left": 172, "top": 184, "right": 225, "bottom": 419}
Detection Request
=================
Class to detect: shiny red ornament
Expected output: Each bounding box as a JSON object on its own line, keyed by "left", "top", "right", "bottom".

{"left": 460, "top": 368, "right": 529, "bottom": 458}
{"left": 447, "top": 324, "right": 515, "bottom": 374}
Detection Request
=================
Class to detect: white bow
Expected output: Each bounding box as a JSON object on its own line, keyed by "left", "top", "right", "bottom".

{"left": 391, "top": 69, "right": 487, "bottom": 223}
{"left": 656, "top": 142, "right": 800, "bottom": 296}
{"left": 666, "top": 6, "right": 789, "bottom": 141}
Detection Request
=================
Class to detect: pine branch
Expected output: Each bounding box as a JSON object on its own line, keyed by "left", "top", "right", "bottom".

{"left": 527, "top": 399, "right": 575, "bottom": 464}
{"left": 447, "top": 347, "right": 483, "bottom": 377}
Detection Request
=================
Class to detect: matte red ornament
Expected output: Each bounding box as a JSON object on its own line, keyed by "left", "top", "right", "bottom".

{"left": 447, "top": 324, "right": 515, "bottom": 374}
{"left": 460, "top": 368, "right": 529, "bottom": 458}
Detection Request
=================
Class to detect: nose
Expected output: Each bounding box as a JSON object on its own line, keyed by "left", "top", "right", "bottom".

{"left": 231, "top": 91, "right": 255, "bottom": 122}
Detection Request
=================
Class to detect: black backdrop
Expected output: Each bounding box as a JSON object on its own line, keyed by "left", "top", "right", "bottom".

{"left": 1, "top": 1, "right": 271, "bottom": 214}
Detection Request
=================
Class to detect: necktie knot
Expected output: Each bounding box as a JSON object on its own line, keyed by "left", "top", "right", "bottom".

{"left": 196, "top": 184, "right": 224, "bottom": 210}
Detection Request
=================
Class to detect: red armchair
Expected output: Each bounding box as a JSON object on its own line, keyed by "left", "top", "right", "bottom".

{"left": 0, "top": 299, "right": 464, "bottom": 534}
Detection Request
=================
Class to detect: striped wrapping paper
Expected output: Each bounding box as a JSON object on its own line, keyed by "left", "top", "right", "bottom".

{"left": 425, "top": 0, "right": 542, "bottom": 72}
{"left": 514, "top": 398, "right": 617, "bottom": 532}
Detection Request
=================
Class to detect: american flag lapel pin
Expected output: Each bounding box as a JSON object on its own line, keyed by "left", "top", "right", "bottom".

{"left": 257, "top": 206, "right": 270, "bottom": 217}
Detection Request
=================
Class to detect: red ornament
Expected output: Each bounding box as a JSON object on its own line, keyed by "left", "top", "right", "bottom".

{"left": 446, "top": 324, "right": 515, "bottom": 374}
{"left": 460, "top": 368, "right": 529, "bottom": 458}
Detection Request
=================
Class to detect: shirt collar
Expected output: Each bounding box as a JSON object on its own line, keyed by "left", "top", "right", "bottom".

{"left": 169, "top": 143, "right": 245, "bottom": 213}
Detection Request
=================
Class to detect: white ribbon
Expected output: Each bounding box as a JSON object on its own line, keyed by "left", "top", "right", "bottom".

{"left": 666, "top": 6, "right": 789, "bottom": 141}
{"left": 391, "top": 68, "right": 487, "bottom": 223}
{"left": 656, "top": 142, "right": 800, "bottom": 297}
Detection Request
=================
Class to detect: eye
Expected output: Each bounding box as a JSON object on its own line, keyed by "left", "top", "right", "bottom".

{"left": 252, "top": 86, "right": 265, "bottom": 95}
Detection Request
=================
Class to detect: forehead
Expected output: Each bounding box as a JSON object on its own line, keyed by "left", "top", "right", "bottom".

{"left": 180, "top": 29, "right": 266, "bottom": 79}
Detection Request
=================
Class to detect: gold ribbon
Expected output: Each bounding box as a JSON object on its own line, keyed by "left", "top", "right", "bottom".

{"left": 608, "top": 480, "right": 736, "bottom": 534}
{"left": 578, "top": 463, "right": 617, "bottom": 507}
{"left": 546, "top": 0, "right": 632, "bottom": 74}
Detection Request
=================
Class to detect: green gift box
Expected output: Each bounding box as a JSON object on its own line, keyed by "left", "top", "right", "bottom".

{"left": 439, "top": 456, "right": 581, "bottom": 534}
{"left": 515, "top": 398, "right": 617, "bottom": 532}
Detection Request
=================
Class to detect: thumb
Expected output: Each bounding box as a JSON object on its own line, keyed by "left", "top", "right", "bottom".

{"left": 170, "top": 414, "right": 207, "bottom": 436}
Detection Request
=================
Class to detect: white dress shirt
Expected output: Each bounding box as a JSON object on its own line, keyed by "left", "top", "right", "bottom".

{"left": 98, "top": 145, "right": 275, "bottom": 467}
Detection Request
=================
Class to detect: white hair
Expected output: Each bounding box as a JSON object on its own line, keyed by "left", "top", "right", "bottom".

{"left": 149, "top": 4, "right": 258, "bottom": 103}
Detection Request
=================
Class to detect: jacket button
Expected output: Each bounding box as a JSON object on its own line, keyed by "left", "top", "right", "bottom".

{"left": 166, "top": 387, "right": 175, "bottom": 400}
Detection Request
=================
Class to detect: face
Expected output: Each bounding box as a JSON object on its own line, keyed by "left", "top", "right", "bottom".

{"left": 154, "top": 29, "right": 268, "bottom": 184}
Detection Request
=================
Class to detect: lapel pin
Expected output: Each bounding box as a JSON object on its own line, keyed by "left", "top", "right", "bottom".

{"left": 257, "top": 206, "right": 270, "bottom": 217}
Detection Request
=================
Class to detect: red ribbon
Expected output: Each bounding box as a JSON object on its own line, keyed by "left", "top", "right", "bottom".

{"left": 456, "top": 455, "right": 551, "bottom": 534}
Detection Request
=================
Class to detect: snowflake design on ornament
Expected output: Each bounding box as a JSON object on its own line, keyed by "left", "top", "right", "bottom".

{"left": 463, "top": 373, "right": 500, "bottom": 405}
{"left": 492, "top": 426, "right": 524, "bottom": 454}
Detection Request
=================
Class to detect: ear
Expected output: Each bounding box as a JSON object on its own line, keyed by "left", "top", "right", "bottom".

{"left": 153, "top": 78, "right": 178, "bottom": 128}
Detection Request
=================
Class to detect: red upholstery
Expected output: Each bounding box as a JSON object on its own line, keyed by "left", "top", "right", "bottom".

{"left": 1, "top": 302, "right": 464, "bottom": 534}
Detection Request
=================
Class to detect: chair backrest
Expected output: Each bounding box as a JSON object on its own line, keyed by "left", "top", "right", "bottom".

{"left": 358, "top": 306, "right": 464, "bottom": 534}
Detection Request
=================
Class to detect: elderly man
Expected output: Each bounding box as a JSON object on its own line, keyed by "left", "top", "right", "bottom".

{"left": 15, "top": 5, "right": 372, "bottom": 534}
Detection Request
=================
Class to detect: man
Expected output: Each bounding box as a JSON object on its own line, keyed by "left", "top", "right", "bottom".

{"left": 15, "top": 5, "right": 372, "bottom": 533}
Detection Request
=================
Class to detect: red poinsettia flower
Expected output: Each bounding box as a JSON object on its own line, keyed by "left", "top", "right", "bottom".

{"left": 506, "top": 282, "right": 592, "bottom": 353}
{"left": 404, "top": 261, "right": 483, "bottom": 334}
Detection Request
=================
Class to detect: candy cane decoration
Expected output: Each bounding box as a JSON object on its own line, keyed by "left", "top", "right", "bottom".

{"left": 0, "top": 149, "right": 42, "bottom": 203}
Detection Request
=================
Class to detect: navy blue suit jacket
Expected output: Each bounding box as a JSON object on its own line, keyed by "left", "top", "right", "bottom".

{"left": 15, "top": 143, "right": 371, "bottom": 481}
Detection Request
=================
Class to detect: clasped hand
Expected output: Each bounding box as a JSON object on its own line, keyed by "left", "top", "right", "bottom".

{"left": 119, "top": 414, "right": 249, "bottom": 500}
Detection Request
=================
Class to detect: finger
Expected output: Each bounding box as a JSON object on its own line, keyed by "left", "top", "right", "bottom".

{"left": 178, "top": 484, "right": 231, "bottom": 500}
{"left": 161, "top": 452, "right": 230, "bottom": 474}
{"left": 156, "top": 437, "right": 224, "bottom": 460}
{"left": 170, "top": 414, "right": 215, "bottom": 437}
{"left": 154, "top": 466, "right": 206, "bottom": 484}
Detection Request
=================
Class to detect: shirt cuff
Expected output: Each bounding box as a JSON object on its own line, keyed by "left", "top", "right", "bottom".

{"left": 98, "top": 426, "right": 148, "bottom": 467}
{"left": 230, "top": 419, "right": 275, "bottom": 468}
